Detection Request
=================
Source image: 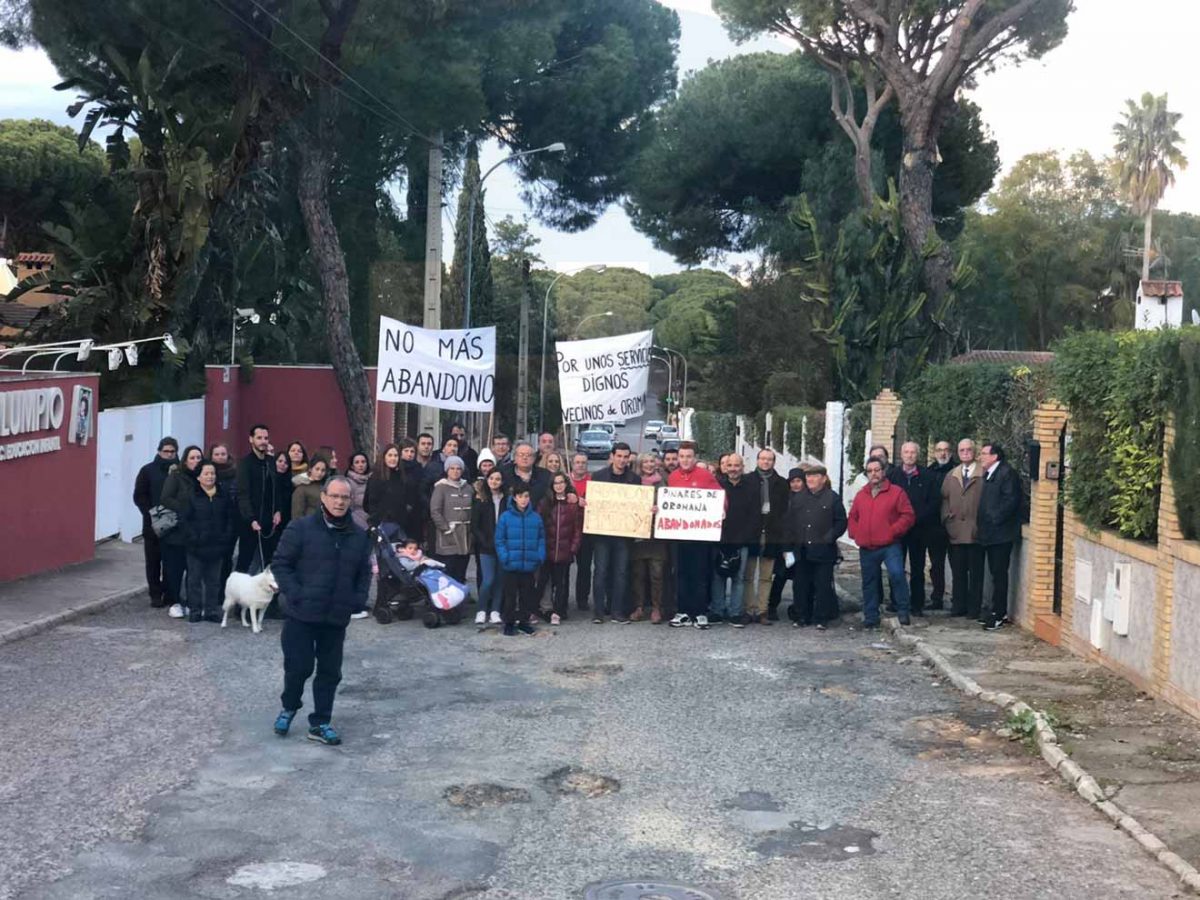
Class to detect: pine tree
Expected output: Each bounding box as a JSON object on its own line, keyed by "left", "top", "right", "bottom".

{"left": 449, "top": 143, "right": 495, "bottom": 330}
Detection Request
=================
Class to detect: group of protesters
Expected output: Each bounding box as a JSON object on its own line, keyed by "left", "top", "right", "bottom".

{"left": 130, "top": 419, "right": 1020, "bottom": 745}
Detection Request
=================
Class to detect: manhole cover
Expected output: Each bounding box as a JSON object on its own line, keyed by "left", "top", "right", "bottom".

{"left": 582, "top": 879, "right": 719, "bottom": 899}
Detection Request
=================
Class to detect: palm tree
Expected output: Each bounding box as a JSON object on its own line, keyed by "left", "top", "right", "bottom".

{"left": 1113, "top": 92, "right": 1188, "bottom": 281}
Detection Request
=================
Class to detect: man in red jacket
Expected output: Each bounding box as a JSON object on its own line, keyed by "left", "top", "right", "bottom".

{"left": 848, "top": 458, "right": 916, "bottom": 628}
{"left": 667, "top": 441, "right": 724, "bottom": 629}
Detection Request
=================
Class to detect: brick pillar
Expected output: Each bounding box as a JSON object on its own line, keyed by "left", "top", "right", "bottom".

{"left": 1026, "top": 402, "right": 1069, "bottom": 641}
{"left": 870, "top": 389, "right": 902, "bottom": 459}
{"left": 1153, "top": 419, "right": 1182, "bottom": 691}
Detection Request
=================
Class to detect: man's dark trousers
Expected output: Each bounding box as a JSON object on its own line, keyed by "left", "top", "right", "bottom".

{"left": 142, "top": 525, "right": 165, "bottom": 605}
{"left": 927, "top": 527, "right": 949, "bottom": 608}
{"left": 984, "top": 542, "right": 1013, "bottom": 622}
{"left": 903, "top": 527, "right": 929, "bottom": 614}
{"left": 593, "top": 537, "right": 631, "bottom": 618}
{"left": 280, "top": 618, "right": 346, "bottom": 727}
{"left": 949, "top": 543, "right": 985, "bottom": 619}
{"left": 676, "top": 543, "right": 711, "bottom": 617}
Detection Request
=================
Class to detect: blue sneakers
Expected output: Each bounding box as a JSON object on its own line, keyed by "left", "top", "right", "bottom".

{"left": 307, "top": 724, "right": 342, "bottom": 745}
{"left": 273, "top": 709, "right": 297, "bottom": 736}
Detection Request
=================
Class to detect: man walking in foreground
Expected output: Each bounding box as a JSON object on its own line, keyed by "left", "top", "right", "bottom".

{"left": 271, "top": 475, "right": 372, "bottom": 746}
{"left": 848, "top": 458, "right": 915, "bottom": 628}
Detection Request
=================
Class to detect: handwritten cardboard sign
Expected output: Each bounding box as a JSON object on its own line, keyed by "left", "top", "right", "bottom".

{"left": 654, "top": 486, "right": 724, "bottom": 541}
{"left": 583, "top": 480, "right": 655, "bottom": 539}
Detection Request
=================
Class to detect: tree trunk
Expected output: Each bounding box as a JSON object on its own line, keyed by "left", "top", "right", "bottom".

{"left": 297, "top": 133, "right": 376, "bottom": 455}
{"left": 898, "top": 139, "right": 953, "bottom": 313}
{"left": 1142, "top": 209, "right": 1154, "bottom": 281}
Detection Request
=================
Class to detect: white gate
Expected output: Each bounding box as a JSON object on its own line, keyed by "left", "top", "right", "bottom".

{"left": 95, "top": 398, "right": 206, "bottom": 542}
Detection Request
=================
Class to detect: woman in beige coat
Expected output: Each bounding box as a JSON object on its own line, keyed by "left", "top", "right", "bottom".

{"left": 430, "top": 454, "right": 473, "bottom": 584}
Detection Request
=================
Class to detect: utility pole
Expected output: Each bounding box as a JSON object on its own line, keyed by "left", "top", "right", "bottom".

{"left": 418, "top": 133, "right": 443, "bottom": 441}
{"left": 516, "top": 259, "right": 531, "bottom": 441}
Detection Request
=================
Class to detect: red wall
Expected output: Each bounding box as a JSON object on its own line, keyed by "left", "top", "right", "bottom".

{"left": 204, "top": 365, "right": 393, "bottom": 463}
{"left": 0, "top": 373, "right": 99, "bottom": 581}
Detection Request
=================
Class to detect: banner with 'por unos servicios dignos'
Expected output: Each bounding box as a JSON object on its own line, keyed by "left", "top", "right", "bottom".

{"left": 556, "top": 329, "right": 652, "bottom": 425}
{"left": 375, "top": 317, "right": 496, "bottom": 411}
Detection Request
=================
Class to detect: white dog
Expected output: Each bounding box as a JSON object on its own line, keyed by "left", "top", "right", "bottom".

{"left": 221, "top": 568, "right": 279, "bottom": 634}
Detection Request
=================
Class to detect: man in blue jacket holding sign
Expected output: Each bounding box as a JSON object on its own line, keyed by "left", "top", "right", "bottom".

{"left": 270, "top": 475, "right": 372, "bottom": 746}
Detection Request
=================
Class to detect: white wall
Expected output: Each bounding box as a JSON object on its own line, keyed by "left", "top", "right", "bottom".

{"left": 95, "top": 399, "right": 205, "bottom": 542}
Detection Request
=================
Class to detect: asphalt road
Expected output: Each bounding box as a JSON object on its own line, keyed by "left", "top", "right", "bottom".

{"left": 2, "top": 601, "right": 1184, "bottom": 900}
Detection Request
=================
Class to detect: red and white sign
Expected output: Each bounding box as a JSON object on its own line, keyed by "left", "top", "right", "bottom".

{"left": 654, "top": 486, "right": 724, "bottom": 542}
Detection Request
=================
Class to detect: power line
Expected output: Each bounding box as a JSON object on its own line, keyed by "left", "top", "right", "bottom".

{"left": 240, "top": 0, "right": 438, "bottom": 147}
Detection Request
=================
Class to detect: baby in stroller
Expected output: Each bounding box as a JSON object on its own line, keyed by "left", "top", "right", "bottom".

{"left": 372, "top": 526, "right": 469, "bottom": 628}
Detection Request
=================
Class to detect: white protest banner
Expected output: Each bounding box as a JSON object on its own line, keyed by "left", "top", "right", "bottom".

{"left": 653, "top": 486, "right": 724, "bottom": 542}
{"left": 556, "top": 329, "right": 652, "bottom": 425}
{"left": 375, "top": 317, "right": 496, "bottom": 411}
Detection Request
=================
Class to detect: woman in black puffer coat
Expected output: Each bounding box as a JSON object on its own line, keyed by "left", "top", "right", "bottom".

{"left": 182, "top": 461, "right": 235, "bottom": 622}
{"left": 160, "top": 445, "right": 203, "bottom": 618}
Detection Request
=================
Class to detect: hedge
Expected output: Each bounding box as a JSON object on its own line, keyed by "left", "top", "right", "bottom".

{"left": 1173, "top": 331, "right": 1200, "bottom": 540}
{"left": 903, "top": 361, "right": 1051, "bottom": 478}
{"left": 1054, "top": 329, "right": 1178, "bottom": 541}
{"left": 691, "top": 411, "right": 737, "bottom": 458}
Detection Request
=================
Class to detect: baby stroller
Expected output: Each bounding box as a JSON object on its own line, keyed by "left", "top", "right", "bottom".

{"left": 370, "top": 525, "right": 467, "bottom": 629}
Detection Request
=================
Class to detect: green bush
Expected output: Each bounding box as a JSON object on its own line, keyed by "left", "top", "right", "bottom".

{"left": 847, "top": 401, "right": 871, "bottom": 474}
{"left": 1054, "top": 329, "right": 1178, "bottom": 541}
{"left": 903, "top": 361, "right": 1051, "bottom": 477}
{"left": 691, "top": 411, "right": 737, "bottom": 458}
{"left": 770, "top": 406, "right": 825, "bottom": 460}
{"left": 1172, "top": 330, "right": 1200, "bottom": 540}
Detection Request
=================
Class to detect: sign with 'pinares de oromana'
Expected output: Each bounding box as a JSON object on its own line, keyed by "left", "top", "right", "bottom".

{"left": 375, "top": 318, "right": 496, "bottom": 411}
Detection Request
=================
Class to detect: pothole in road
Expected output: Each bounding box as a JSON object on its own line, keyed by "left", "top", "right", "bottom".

{"left": 443, "top": 783, "right": 531, "bottom": 808}
{"left": 721, "top": 790, "right": 782, "bottom": 811}
{"left": 756, "top": 821, "right": 879, "bottom": 862}
{"left": 226, "top": 861, "right": 328, "bottom": 890}
{"left": 543, "top": 766, "right": 621, "bottom": 798}
{"left": 582, "top": 879, "right": 720, "bottom": 899}
{"left": 554, "top": 663, "right": 624, "bottom": 678}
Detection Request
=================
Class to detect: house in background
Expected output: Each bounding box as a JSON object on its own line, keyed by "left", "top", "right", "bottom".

{"left": 0, "top": 252, "right": 71, "bottom": 347}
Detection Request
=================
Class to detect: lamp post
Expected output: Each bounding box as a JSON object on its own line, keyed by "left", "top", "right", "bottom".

{"left": 538, "top": 264, "right": 606, "bottom": 433}
{"left": 463, "top": 141, "right": 567, "bottom": 330}
{"left": 658, "top": 344, "right": 689, "bottom": 410}
{"left": 651, "top": 352, "right": 674, "bottom": 421}
{"left": 572, "top": 310, "right": 614, "bottom": 339}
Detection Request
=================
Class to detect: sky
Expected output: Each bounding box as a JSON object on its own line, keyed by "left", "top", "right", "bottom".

{"left": 2, "top": 1, "right": 1198, "bottom": 275}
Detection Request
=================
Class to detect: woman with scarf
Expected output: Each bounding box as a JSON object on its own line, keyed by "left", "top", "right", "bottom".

{"left": 160, "top": 445, "right": 203, "bottom": 619}
{"left": 429, "top": 455, "right": 473, "bottom": 583}
{"left": 286, "top": 442, "right": 309, "bottom": 485}
{"left": 470, "top": 468, "right": 508, "bottom": 626}
{"left": 345, "top": 452, "right": 371, "bottom": 530}
{"left": 630, "top": 452, "right": 670, "bottom": 623}
{"left": 292, "top": 455, "right": 330, "bottom": 521}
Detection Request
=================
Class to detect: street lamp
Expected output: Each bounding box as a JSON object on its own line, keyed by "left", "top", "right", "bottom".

{"left": 572, "top": 310, "right": 614, "bottom": 339}
{"left": 651, "top": 352, "right": 674, "bottom": 420}
{"left": 657, "top": 344, "right": 689, "bottom": 411}
{"left": 538, "top": 264, "right": 606, "bottom": 433}
{"left": 230, "top": 307, "right": 260, "bottom": 369}
{"left": 463, "top": 141, "right": 568, "bottom": 329}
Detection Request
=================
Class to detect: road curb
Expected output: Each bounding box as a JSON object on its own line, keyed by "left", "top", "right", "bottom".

{"left": 886, "top": 618, "right": 1200, "bottom": 894}
{"left": 0, "top": 585, "right": 147, "bottom": 648}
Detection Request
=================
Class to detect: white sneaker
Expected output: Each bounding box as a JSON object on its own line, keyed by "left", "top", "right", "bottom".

{"left": 668, "top": 613, "right": 691, "bottom": 628}
{"left": 489, "top": 611, "right": 502, "bottom": 625}
{"left": 475, "top": 610, "right": 487, "bottom": 625}
{"left": 550, "top": 613, "right": 561, "bottom": 626}
{"left": 167, "top": 603, "right": 185, "bottom": 619}
{"left": 694, "top": 615, "right": 710, "bottom": 630}
{"left": 350, "top": 611, "right": 369, "bottom": 620}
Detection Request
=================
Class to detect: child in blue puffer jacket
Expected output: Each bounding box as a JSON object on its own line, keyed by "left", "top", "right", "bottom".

{"left": 495, "top": 485, "right": 546, "bottom": 636}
